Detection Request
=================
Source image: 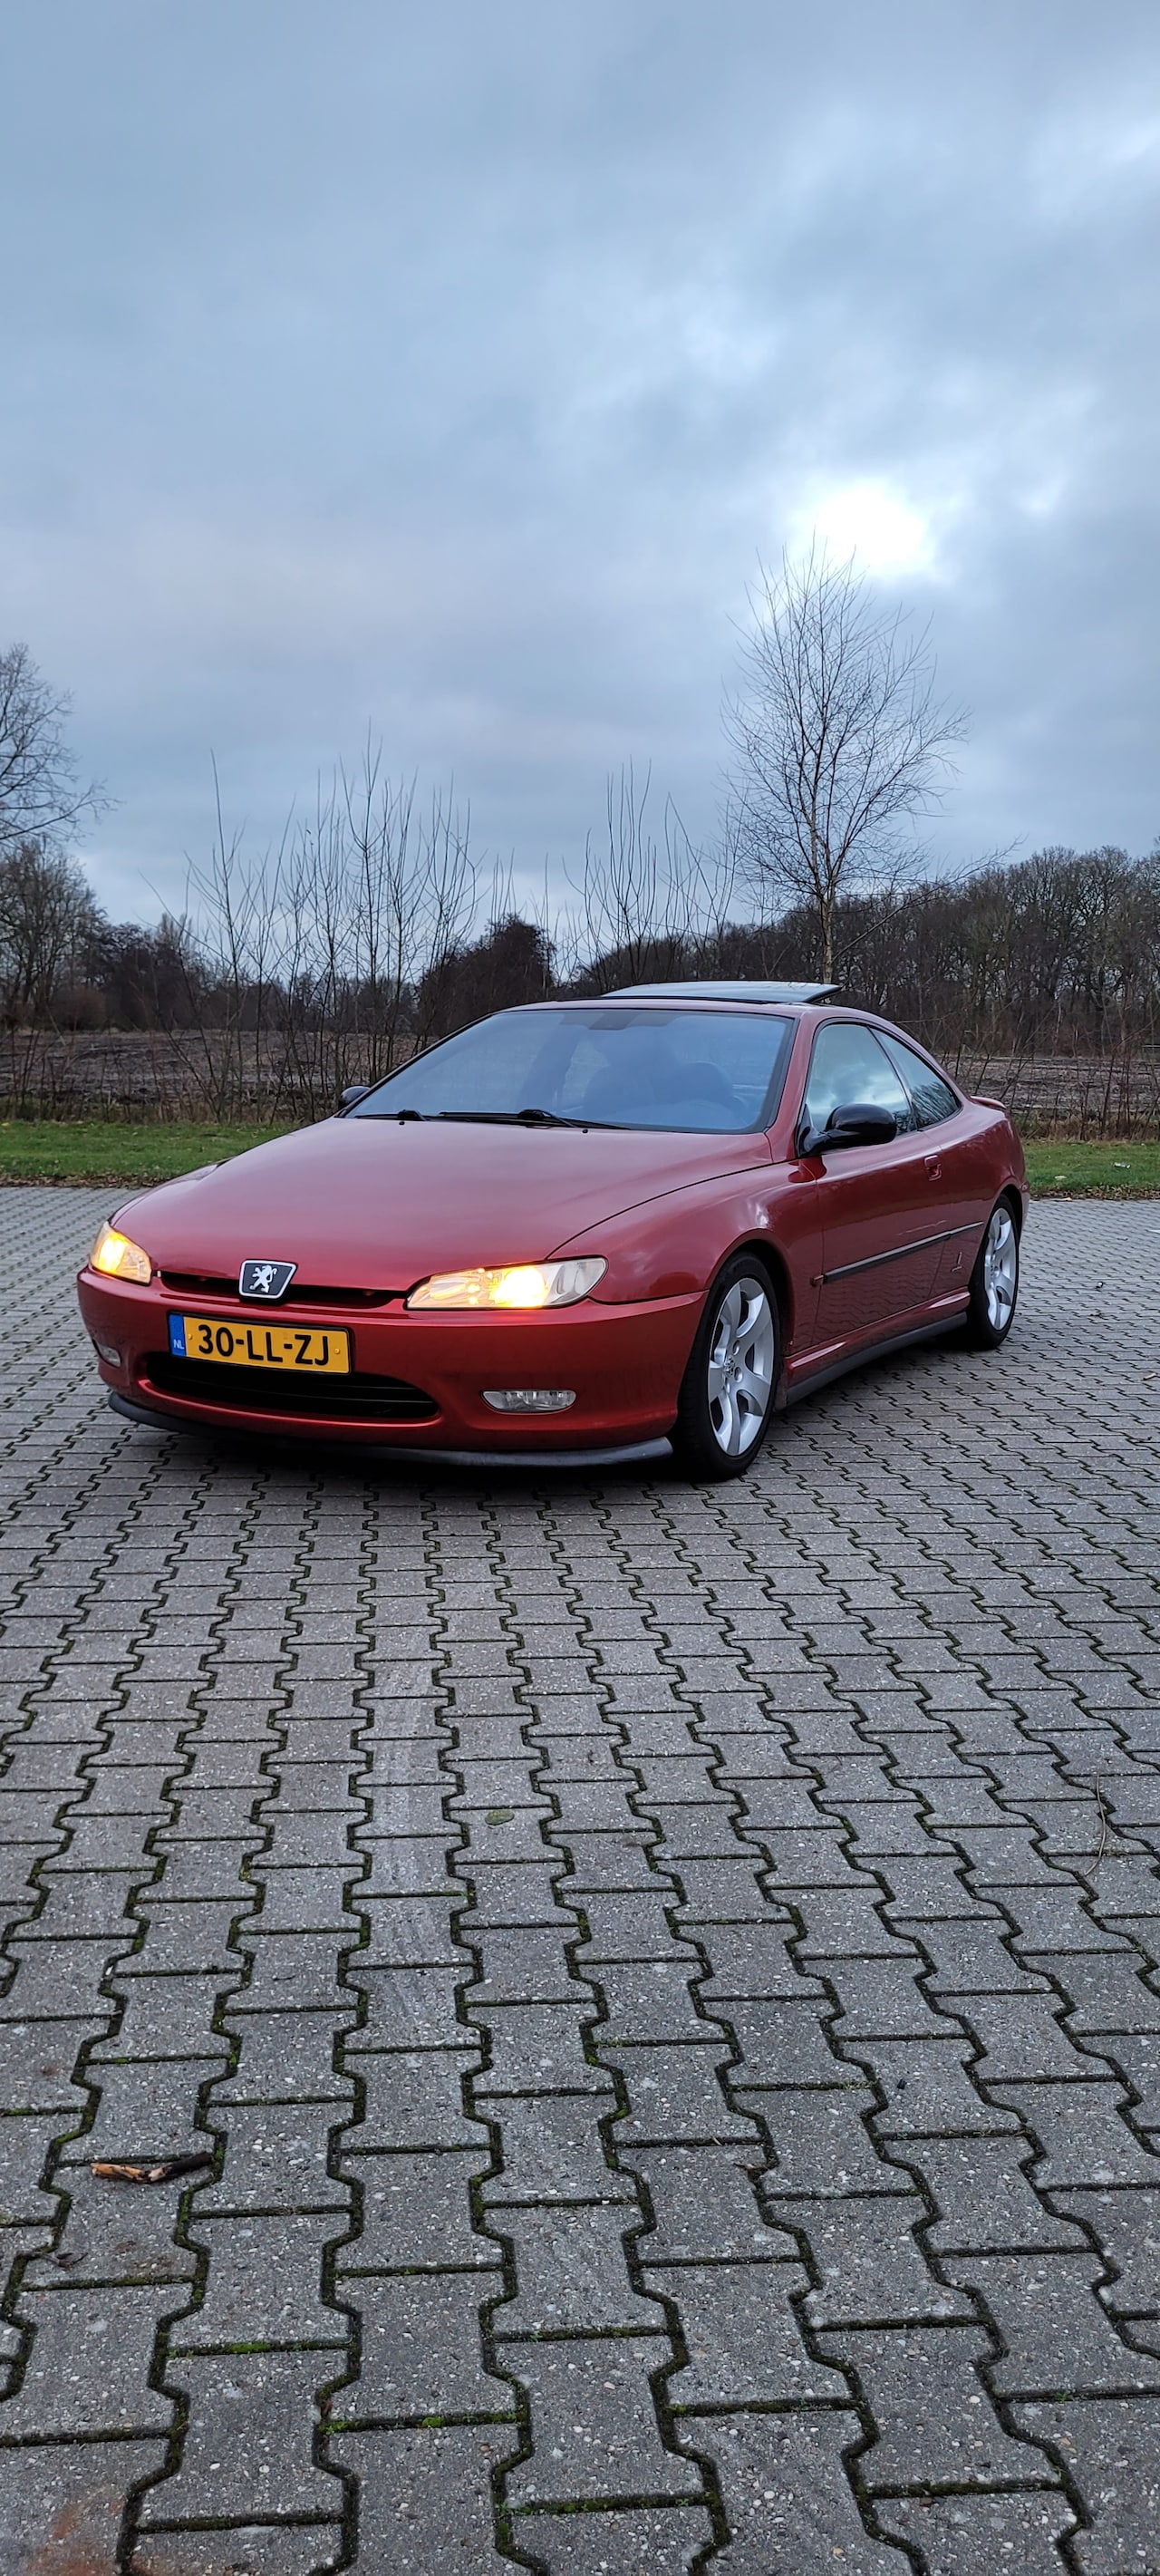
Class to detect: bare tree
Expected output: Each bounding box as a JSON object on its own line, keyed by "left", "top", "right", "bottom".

{"left": 172, "top": 749, "right": 479, "bottom": 1119}
{"left": 727, "top": 546, "right": 967, "bottom": 982}
{"left": 0, "top": 644, "right": 106, "bottom": 857}
{"left": 0, "top": 841, "right": 102, "bottom": 1025}
{"left": 564, "top": 763, "right": 736, "bottom": 990}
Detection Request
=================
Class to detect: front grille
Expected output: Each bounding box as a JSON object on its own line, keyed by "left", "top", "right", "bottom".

{"left": 141, "top": 1356, "right": 439, "bottom": 1422}
{"left": 160, "top": 1270, "right": 396, "bottom": 1310}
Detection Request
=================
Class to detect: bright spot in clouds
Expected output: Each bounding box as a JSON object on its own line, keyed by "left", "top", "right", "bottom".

{"left": 791, "top": 483, "right": 935, "bottom": 576}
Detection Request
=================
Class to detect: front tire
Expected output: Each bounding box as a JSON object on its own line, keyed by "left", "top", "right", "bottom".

{"left": 963, "top": 1196, "right": 1020, "bottom": 1348}
{"left": 672, "top": 1255, "right": 779, "bottom": 1479}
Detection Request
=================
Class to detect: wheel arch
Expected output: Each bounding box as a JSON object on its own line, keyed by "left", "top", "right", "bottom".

{"left": 998, "top": 1183, "right": 1025, "bottom": 1235}
{"left": 717, "top": 1235, "right": 794, "bottom": 1408}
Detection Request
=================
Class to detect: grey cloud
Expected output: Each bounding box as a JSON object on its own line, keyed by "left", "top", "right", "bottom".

{"left": 2, "top": 0, "right": 1157, "bottom": 922}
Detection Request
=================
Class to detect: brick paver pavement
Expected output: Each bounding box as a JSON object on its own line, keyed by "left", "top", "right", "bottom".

{"left": 2, "top": 1186, "right": 1160, "bottom": 2572}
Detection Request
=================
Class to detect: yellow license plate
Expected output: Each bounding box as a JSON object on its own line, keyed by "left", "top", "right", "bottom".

{"left": 168, "top": 1313, "right": 352, "bottom": 1373}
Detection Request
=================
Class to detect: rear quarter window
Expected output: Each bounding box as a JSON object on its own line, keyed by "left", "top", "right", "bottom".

{"left": 877, "top": 1032, "right": 962, "bottom": 1129}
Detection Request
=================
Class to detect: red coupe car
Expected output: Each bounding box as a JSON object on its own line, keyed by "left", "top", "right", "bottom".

{"left": 77, "top": 983, "right": 1027, "bottom": 1478}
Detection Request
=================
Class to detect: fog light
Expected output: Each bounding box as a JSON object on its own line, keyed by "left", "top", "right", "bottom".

{"left": 92, "top": 1337, "right": 121, "bottom": 1366}
{"left": 482, "top": 1389, "right": 576, "bottom": 1413}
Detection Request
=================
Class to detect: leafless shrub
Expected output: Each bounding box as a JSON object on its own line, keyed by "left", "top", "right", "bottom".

{"left": 560, "top": 764, "right": 737, "bottom": 993}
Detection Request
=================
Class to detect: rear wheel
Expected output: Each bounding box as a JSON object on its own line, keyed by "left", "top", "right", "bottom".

{"left": 963, "top": 1196, "right": 1020, "bottom": 1347}
{"left": 672, "top": 1255, "right": 779, "bottom": 1478}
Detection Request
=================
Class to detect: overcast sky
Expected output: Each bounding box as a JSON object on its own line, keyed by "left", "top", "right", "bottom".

{"left": 4, "top": 0, "right": 1158, "bottom": 924}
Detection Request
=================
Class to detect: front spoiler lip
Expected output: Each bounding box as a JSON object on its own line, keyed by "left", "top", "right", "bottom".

{"left": 107, "top": 1390, "right": 673, "bottom": 1470}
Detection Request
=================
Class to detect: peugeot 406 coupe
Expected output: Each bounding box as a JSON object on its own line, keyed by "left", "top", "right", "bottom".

{"left": 77, "top": 983, "right": 1028, "bottom": 1478}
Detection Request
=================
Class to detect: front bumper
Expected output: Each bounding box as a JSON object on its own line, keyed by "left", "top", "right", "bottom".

{"left": 107, "top": 1390, "right": 673, "bottom": 1468}
{"left": 77, "top": 1271, "right": 701, "bottom": 1452}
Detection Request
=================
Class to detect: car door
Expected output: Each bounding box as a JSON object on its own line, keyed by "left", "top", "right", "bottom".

{"left": 797, "top": 1021, "right": 945, "bottom": 1347}
{"left": 875, "top": 1029, "right": 998, "bottom": 1295}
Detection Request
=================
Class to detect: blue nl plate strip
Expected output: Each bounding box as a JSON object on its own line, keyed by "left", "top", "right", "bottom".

{"left": 168, "top": 1313, "right": 187, "bottom": 1357}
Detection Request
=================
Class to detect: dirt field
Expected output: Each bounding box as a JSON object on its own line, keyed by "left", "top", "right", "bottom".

{"left": 5, "top": 1025, "right": 1160, "bottom": 1133}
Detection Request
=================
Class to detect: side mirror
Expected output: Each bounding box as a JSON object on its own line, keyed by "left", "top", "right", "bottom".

{"left": 341, "top": 1084, "right": 372, "bottom": 1109}
{"left": 799, "top": 1101, "right": 898, "bottom": 1156}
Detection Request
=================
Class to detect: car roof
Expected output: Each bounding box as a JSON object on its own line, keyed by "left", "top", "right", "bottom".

{"left": 610, "top": 980, "right": 838, "bottom": 1005}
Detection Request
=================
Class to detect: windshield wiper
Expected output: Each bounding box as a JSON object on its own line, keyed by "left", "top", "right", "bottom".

{"left": 433, "top": 1107, "right": 614, "bottom": 1129}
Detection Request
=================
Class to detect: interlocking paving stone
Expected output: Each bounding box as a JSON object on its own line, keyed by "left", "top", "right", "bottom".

{"left": 990, "top": 2075, "right": 1160, "bottom": 2185}
{"left": 494, "top": 2202, "right": 661, "bottom": 2334}
{"left": 5, "top": 1191, "right": 1160, "bottom": 2563}
{"left": 171, "top": 2212, "right": 348, "bottom": 2349}
{"left": 877, "top": 2492, "right": 1078, "bottom": 2572}
{"left": 759, "top": 2085, "right": 914, "bottom": 2193}
{"left": 661, "top": 2260, "right": 847, "bottom": 2406}
{"left": 133, "top": 2530, "right": 344, "bottom": 2575}
{"left": 1010, "top": 2397, "right": 1160, "bottom": 2573}
{"left": 23, "top": 2164, "right": 197, "bottom": 2290}
{"left": 910, "top": 2134, "right": 1090, "bottom": 2252}
{"left": 691, "top": 2408, "right": 908, "bottom": 2573}
{"left": 0, "top": 2438, "right": 169, "bottom": 2576}
{"left": 340, "top": 2270, "right": 515, "bottom": 2422}
{"left": 329, "top": 2425, "right": 514, "bottom": 2571}
{"left": 942, "top": 2250, "right": 1160, "bottom": 2395}
{"left": 215, "top": 2007, "right": 355, "bottom": 2102}
{"left": 826, "top": 2323, "right": 1055, "bottom": 2489}
{"left": 626, "top": 2143, "right": 797, "bottom": 2260}
{"left": 337, "top": 2151, "right": 497, "bottom": 2277}
{"left": 191, "top": 2104, "right": 347, "bottom": 2213}
{"left": 1054, "top": 2184, "right": 1160, "bottom": 2317}
{"left": 0, "top": 2015, "right": 92, "bottom": 2114}
{"left": 856, "top": 2036, "right": 1024, "bottom": 2136}
{"left": 474, "top": 2001, "right": 609, "bottom": 2096}
{"left": 600, "top": 2041, "right": 757, "bottom": 2145}
{"left": 69, "top": 2058, "right": 226, "bottom": 2163}
{"left": 517, "top": 2504, "right": 716, "bottom": 2573}
{"left": 342, "top": 2049, "right": 486, "bottom": 2150}
{"left": 5, "top": 2282, "right": 180, "bottom": 2434}
{"left": 504, "top": 2335, "right": 702, "bottom": 2505}
{"left": 795, "top": 2193, "right": 974, "bottom": 2326}
{"left": 139, "top": 2349, "right": 343, "bottom": 2524}
{"left": 478, "top": 2094, "right": 637, "bottom": 2205}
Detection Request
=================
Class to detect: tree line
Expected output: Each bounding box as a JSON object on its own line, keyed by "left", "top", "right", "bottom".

{"left": 2, "top": 555, "right": 1157, "bottom": 1133}
{"left": 4, "top": 815, "right": 1158, "bottom": 1131}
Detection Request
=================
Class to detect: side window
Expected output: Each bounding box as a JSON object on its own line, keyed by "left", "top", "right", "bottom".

{"left": 802, "top": 1022, "right": 914, "bottom": 1138}
{"left": 878, "top": 1031, "right": 961, "bottom": 1129}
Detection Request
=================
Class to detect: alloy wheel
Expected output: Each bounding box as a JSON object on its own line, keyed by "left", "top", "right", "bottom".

{"left": 706, "top": 1274, "right": 776, "bottom": 1457}
{"left": 982, "top": 1204, "right": 1018, "bottom": 1333}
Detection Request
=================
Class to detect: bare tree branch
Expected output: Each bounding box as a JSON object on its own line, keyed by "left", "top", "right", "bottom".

{"left": 564, "top": 763, "right": 737, "bottom": 991}
{"left": 725, "top": 544, "right": 968, "bottom": 980}
{"left": 0, "top": 643, "right": 108, "bottom": 857}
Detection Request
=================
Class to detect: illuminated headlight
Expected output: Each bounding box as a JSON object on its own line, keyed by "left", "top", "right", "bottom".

{"left": 90, "top": 1222, "right": 151, "bottom": 1284}
{"left": 406, "top": 1257, "right": 606, "bottom": 1312}
{"left": 483, "top": 1389, "right": 576, "bottom": 1413}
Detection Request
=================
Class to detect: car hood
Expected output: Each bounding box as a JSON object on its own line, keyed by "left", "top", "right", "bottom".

{"left": 114, "top": 1118, "right": 774, "bottom": 1289}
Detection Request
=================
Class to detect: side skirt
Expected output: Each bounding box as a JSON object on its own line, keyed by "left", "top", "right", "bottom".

{"left": 784, "top": 1311, "right": 968, "bottom": 1408}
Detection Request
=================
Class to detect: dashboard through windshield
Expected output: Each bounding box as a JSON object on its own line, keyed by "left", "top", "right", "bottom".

{"left": 346, "top": 1005, "right": 795, "bottom": 1135}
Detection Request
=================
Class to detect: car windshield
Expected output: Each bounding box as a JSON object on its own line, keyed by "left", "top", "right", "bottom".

{"left": 347, "top": 1005, "right": 795, "bottom": 1134}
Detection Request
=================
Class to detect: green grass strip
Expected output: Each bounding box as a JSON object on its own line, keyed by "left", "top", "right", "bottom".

{"left": 0, "top": 1119, "right": 295, "bottom": 1185}
{"left": 1, "top": 1119, "right": 1158, "bottom": 1196}
{"left": 1021, "top": 1138, "right": 1160, "bottom": 1196}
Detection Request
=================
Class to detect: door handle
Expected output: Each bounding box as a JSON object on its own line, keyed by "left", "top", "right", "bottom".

{"left": 924, "top": 1153, "right": 942, "bottom": 1181}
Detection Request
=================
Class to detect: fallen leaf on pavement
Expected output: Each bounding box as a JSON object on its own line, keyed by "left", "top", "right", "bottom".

{"left": 92, "top": 2153, "right": 213, "bottom": 2184}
